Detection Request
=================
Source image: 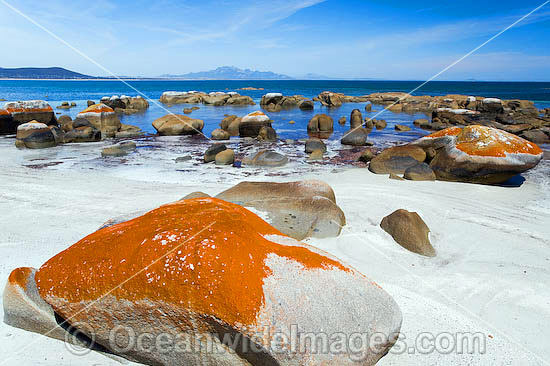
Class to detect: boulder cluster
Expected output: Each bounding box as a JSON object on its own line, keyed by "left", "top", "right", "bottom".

{"left": 99, "top": 95, "right": 150, "bottom": 115}
{"left": 160, "top": 91, "right": 255, "bottom": 106}
{"left": 260, "top": 93, "right": 314, "bottom": 111}
{"left": 363, "top": 92, "right": 550, "bottom": 143}
{"left": 5, "top": 101, "right": 145, "bottom": 149}
{"left": 314, "top": 91, "right": 369, "bottom": 107}
{"left": 368, "top": 125, "right": 543, "bottom": 184}
{"left": 214, "top": 111, "right": 276, "bottom": 140}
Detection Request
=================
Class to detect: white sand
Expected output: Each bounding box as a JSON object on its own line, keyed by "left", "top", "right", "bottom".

{"left": 1, "top": 135, "right": 549, "bottom": 365}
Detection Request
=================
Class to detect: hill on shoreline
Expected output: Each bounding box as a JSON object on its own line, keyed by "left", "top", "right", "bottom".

{"left": 0, "top": 67, "right": 95, "bottom": 79}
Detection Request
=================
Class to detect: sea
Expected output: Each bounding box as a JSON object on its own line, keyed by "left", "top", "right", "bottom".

{"left": 1, "top": 80, "right": 550, "bottom": 144}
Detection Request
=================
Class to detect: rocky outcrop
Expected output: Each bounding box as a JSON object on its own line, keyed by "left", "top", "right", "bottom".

{"left": 100, "top": 95, "right": 149, "bottom": 115}
{"left": 314, "top": 91, "right": 368, "bottom": 107}
{"left": 15, "top": 121, "right": 57, "bottom": 149}
{"left": 3, "top": 198, "right": 401, "bottom": 366}
{"left": 260, "top": 93, "right": 313, "bottom": 111}
{"left": 216, "top": 180, "right": 345, "bottom": 239}
{"left": 160, "top": 91, "right": 255, "bottom": 106}
{"left": 413, "top": 125, "right": 543, "bottom": 183}
{"left": 307, "top": 114, "right": 333, "bottom": 138}
{"left": 239, "top": 111, "right": 272, "bottom": 137}
{"left": 350, "top": 109, "right": 363, "bottom": 128}
{"left": 152, "top": 114, "right": 204, "bottom": 136}
{"left": 1, "top": 101, "right": 57, "bottom": 134}
{"left": 381, "top": 209, "right": 435, "bottom": 257}
{"left": 77, "top": 104, "right": 120, "bottom": 138}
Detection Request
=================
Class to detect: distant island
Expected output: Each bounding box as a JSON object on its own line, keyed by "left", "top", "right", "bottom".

{"left": 0, "top": 67, "right": 95, "bottom": 79}
{"left": 159, "top": 66, "right": 294, "bottom": 80}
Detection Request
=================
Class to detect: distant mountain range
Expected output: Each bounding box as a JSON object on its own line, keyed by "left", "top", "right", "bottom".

{"left": 0, "top": 65, "right": 336, "bottom": 80}
{"left": 0, "top": 67, "right": 94, "bottom": 79}
{"left": 160, "top": 66, "right": 294, "bottom": 80}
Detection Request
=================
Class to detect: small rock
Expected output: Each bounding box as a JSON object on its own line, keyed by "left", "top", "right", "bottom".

{"left": 183, "top": 108, "right": 193, "bottom": 114}
{"left": 308, "top": 149, "right": 324, "bottom": 161}
{"left": 257, "top": 126, "right": 277, "bottom": 141}
{"left": 305, "top": 138, "right": 326, "bottom": 153}
{"left": 175, "top": 156, "right": 192, "bottom": 163}
{"left": 215, "top": 149, "right": 235, "bottom": 165}
{"left": 242, "top": 150, "right": 288, "bottom": 167}
{"left": 338, "top": 117, "right": 346, "bottom": 125}
{"left": 375, "top": 119, "right": 387, "bottom": 130}
{"left": 101, "top": 146, "right": 127, "bottom": 157}
{"left": 358, "top": 149, "right": 375, "bottom": 162}
{"left": 395, "top": 124, "right": 411, "bottom": 132}
{"left": 289, "top": 120, "right": 295, "bottom": 124}
{"left": 204, "top": 143, "right": 227, "bottom": 163}
{"left": 413, "top": 119, "right": 430, "bottom": 128}
{"left": 380, "top": 209, "right": 435, "bottom": 257}
{"left": 365, "top": 103, "right": 372, "bottom": 112}
{"left": 211, "top": 128, "right": 230, "bottom": 140}
{"left": 341, "top": 128, "right": 369, "bottom": 146}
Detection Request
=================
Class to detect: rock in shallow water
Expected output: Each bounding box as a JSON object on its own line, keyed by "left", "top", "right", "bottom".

{"left": 4, "top": 198, "right": 402, "bottom": 366}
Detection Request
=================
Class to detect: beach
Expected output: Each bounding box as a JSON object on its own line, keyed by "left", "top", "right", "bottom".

{"left": 1, "top": 133, "right": 549, "bottom": 365}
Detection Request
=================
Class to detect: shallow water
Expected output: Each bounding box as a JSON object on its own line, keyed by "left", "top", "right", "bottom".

{"left": 1, "top": 80, "right": 549, "bottom": 144}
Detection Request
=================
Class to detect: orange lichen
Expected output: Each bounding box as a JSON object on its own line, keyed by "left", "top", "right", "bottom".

{"left": 455, "top": 125, "right": 542, "bottom": 157}
{"left": 8, "top": 267, "right": 34, "bottom": 287}
{"left": 0, "top": 109, "right": 10, "bottom": 116}
{"left": 79, "top": 104, "right": 115, "bottom": 114}
{"left": 425, "top": 126, "right": 462, "bottom": 138}
{"left": 36, "top": 198, "right": 348, "bottom": 327}
{"left": 248, "top": 111, "right": 265, "bottom": 116}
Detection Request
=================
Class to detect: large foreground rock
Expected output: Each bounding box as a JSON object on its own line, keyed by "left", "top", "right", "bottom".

{"left": 77, "top": 104, "right": 120, "bottom": 138}
{"left": 381, "top": 209, "right": 435, "bottom": 257}
{"left": 4, "top": 198, "right": 402, "bottom": 366}
{"left": 413, "top": 125, "right": 543, "bottom": 183}
{"left": 152, "top": 114, "right": 204, "bottom": 136}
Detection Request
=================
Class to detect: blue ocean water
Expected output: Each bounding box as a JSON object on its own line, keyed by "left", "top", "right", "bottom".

{"left": 1, "top": 80, "right": 549, "bottom": 142}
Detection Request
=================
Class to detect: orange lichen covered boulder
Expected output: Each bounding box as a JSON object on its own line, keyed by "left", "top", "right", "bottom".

{"left": 1, "top": 101, "right": 57, "bottom": 134}
{"left": 25, "top": 198, "right": 401, "bottom": 365}
{"left": 77, "top": 103, "right": 120, "bottom": 138}
{"left": 413, "top": 125, "right": 543, "bottom": 183}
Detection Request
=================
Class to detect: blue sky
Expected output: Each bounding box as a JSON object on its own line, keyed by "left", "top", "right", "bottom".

{"left": 0, "top": 0, "right": 549, "bottom": 80}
